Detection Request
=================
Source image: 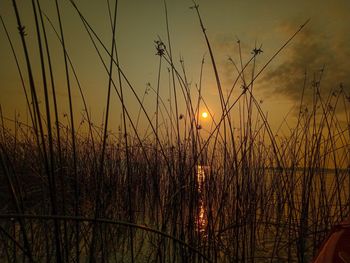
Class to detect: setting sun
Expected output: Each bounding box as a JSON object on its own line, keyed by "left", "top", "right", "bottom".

{"left": 1, "top": 1, "right": 348, "bottom": 261}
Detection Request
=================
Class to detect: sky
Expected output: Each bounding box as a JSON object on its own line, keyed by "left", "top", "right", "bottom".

{"left": 0, "top": 0, "right": 349, "bottom": 134}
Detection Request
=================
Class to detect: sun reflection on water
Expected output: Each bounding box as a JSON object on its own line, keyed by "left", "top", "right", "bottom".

{"left": 196, "top": 165, "right": 207, "bottom": 235}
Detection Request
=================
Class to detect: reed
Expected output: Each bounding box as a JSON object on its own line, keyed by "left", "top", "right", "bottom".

{"left": 0, "top": 1, "right": 349, "bottom": 262}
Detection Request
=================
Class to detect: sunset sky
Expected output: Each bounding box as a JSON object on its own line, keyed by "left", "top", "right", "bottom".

{"left": 1, "top": 0, "right": 349, "bottom": 133}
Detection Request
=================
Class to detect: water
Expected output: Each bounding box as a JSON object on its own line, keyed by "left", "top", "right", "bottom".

{"left": 194, "top": 165, "right": 349, "bottom": 261}
{"left": 196, "top": 165, "right": 207, "bottom": 236}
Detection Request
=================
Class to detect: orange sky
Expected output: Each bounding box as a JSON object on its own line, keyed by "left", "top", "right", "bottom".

{"left": 0, "top": 0, "right": 349, "bottom": 134}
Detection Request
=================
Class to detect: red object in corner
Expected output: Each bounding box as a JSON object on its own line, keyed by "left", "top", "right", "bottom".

{"left": 313, "top": 218, "right": 350, "bottom": 263}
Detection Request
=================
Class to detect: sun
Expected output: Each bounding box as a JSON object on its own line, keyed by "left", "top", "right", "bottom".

{"left": 201, "top": 112, "right": 208, "bottom": 119}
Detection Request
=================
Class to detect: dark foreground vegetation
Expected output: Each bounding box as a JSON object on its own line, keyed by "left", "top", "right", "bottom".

{"left": 0, "top": 0, "right": 349, "bottom": 262}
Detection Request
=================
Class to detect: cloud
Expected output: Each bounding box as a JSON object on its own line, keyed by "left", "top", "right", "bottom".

{"left": 260, "top": 21, "right": 350, "bottom": 104}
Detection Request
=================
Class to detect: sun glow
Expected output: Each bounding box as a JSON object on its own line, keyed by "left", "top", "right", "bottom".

{"left": 201, "top": 112, "right": 208, "bottom": 119}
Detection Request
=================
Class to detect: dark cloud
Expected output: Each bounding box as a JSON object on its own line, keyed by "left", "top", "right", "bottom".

{"left": 260, "top": 22, "right": 350, "bottom": 104}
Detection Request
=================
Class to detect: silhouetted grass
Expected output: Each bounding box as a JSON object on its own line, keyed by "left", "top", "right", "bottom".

{"left": 0, "top": 1, "right": 349, "bottom": 262}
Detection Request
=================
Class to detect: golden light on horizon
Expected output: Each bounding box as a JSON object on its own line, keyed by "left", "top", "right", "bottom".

{"left": 201, "top": 112, "right": 208, "bottom": 119}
